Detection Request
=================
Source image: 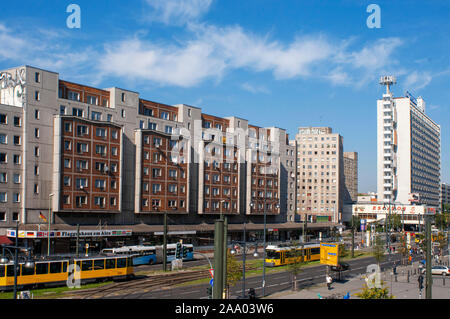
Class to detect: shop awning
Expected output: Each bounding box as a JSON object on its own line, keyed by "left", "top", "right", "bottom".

{"left": 0, "top": 236, "right": 13, "bottom": 245}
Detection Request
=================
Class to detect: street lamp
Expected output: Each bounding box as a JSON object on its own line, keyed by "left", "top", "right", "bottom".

{"left": 48, "top": 193, "right": 55, "bottom": 256}
{"left": 0, "top": 221, "right": 35, "bottom": 299}
{"left": 230, "top": 241, "right": 259, "bottom": 298}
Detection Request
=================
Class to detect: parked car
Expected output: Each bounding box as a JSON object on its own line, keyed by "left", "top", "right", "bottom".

{"left": 330, "top": 262, "right": 350, "bottom": 272}
{"left": 420, "top": 265, "right": 450, "bottom": 276}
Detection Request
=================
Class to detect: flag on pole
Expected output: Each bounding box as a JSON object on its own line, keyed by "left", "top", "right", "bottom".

{"left": 39, "top": 212, "right": 48, "bottom": 223}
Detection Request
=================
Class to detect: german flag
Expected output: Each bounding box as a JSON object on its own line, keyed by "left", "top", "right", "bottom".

{"left": 39, "top": 212, "right": 48, "bottom": 223}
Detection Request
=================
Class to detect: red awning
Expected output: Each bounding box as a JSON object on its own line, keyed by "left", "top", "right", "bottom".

{"left": 0, "top": 236, "right": 13, "bottom": 245}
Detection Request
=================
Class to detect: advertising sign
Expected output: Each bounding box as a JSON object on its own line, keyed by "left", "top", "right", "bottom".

{"left": 320, "top": 243, "right": 340, "bottom": 266}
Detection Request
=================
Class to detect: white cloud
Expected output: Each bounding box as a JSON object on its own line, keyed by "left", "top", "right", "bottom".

{"left": 0, "top": 24, "right": 28, "bottom": 61}
{"left": 99, "top": 37, "right": 226, "bottom": 87}
{"left": 403, "top": 71, "right": 433, "bottom": 91}
{"left": 144, "top": 0, "right": 212, "bottom": 25}
{"left": 241, "top": 82, "right": 270, "bottom": 94}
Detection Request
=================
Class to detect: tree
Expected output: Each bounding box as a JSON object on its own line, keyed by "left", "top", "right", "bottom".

{"left": 356, "top": 280, "right": 394, "bottom": 299}
{"left": 389, "top": 213, "right": 402, "bottom": 232}
{"left": 372, "top": 235, "right": 385, "bottom": 267}
{"left": 226, "top": 250, "right": 242, "bottom": 299}
{"left": 435, "top": 212, "right": 450, "bottom": 231}
{"left": 287, "top": 243, "right": 305, "bottom": 291}
{"left": 436, "top": 232, "right": 448, "bottom": 260}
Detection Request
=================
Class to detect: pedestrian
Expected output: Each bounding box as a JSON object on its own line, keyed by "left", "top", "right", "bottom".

{"left": 326, "top": 274, "right": 333, "bottom": 290}
{"left": 393, "top": 263, "right": 397, "bottom": 275}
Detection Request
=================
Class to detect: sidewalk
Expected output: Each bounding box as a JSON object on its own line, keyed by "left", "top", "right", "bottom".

{"left": 268, "top": 261, "right": 450, "bottom": 299}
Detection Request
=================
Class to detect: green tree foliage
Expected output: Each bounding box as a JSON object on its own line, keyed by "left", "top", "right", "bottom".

{"left": 435, "top": 212, "right": 450, "bottom": 231}
{"left": 287, "top": 243, "right": 305, "bottom": 291}
{"left": 226, "top": 250, "right": 242, "bottom": 289}
{"left": 372, "top": 235, "right": 385, "bottom": 266}
{"left": 356, "top": 280, "right": 395, "bottom": 299}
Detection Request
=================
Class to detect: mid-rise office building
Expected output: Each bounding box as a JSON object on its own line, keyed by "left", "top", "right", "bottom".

{"left": 343, "top": 152, "right": 358, "bottom": 203}
{"left": 441, "top": 183, "right": 450, "bottom": 208}
{"left": 294, "top": 127, "right": 344, "bottom": 223}
{"left": 377, "top": 76, "right": 441, "bottom": 208}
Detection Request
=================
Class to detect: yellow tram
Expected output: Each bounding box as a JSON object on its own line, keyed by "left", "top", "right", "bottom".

{"left": 0, "top": 255, "right": 134, "bottom": 291}
{"left": 265, "top": 243, "right": 321, "bottom": 267}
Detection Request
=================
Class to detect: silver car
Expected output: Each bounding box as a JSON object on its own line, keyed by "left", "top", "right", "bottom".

{"left": 421, "top": 266, "right": 450, "bottom": 276}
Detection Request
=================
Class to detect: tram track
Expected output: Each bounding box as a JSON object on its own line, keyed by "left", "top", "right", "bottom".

{"left": 62, "top": 269, "right": 214, "bottom": 299}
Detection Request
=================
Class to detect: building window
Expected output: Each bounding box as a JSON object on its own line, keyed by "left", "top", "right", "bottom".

{"left": 13, "top": 116, "right": 21, "bottom": 127}
{"left": 107, "top": 114, "right": 113, "bottom": 122}
{"left": 35, "top": 72, "right": 40, "bottom": 83}
{"left": 34, "top": 128, "right": 40, "bottom": 138}
{"left": 0, "top": 172, "right": 6, "bottom": 183}
{"left": 34, "top": 165, "right": 39, "bottom": 176}
{"left": 34, "top": 184, "right": 39, "bottom": 194}
{"left": 111, "top": 147, "right": 118, "bottom": 156}
{"left": 87, "top": 95, "right": 98, "bottom": 105}
{"left": 13, "top": 173, "right": 20, "bottom": 184}
{"left": 111, "top": 180, "right": 117, "bottom": 189}
{"left": 91, "top": 111, "right": 102, "bottom": 121}
{"left": 0, "top": 134, "right": 6, "bottom": 144}
{"left": 121, "top": 109, "right": 126, "bottom": 118}
{"left": 63, "top": 195, "right": 70, "bottom": 205}
{"left": 110, "top": 197, "right": 117, "bottom": 206}
{"left": 60, "top": 105, "right": 66, "bottom": 115}
{"left": 12, "top": 212, "right": 19, "bottom": 221}
{"left": 64, "top": 159, "right": 71, "bottom": 168}
{"left": 0, "top": 192, "right": 7, "bottom": 203}
{"left": 77, "top": 125, "right": 88, "bottom": 136}
{"left": 160, "top": 112, "right": 169, "bottom": 120}
{"left": 13, "top": 135, "right": 21, "bottom": 146}
{"left": 0, "top": 114, "right": 6, "bottom": 125}
{"left": 68, "top": 91, "right": 80, "bottom": 101}
{"left": 95, "top": 145, "right": 107, "bottom": 156}
{"left": 63, "top": 176, "right": 71, "bottom": 186}
{"left": 35, "top": 91, "right": 40, "bottom": 101}
{"left": 0, "top": 212, "right": 5, "bottom": 221}
{"left": 111, "top": 130, "right": 118, "bottom": 139}
{"left": 13, "top": 154, "right": 20, "bottom": 165}
{"left": 13, "top": 193, "right": 20, "bottom": 203}
{"left": 94, "top": 197, "right": 105, "bottom": 207}
{"left": 35, "top": 146, "right": 39, "bottom": 157}
{"left": 72, "top": 108, "right": 83, "bottom": 117}
{"left": 64, "top": 140, "right": 71, "bottom": 151}
{"left": 96, "top": 128, "right": 107, "bottom": 138}
{"left": 121, "top": 93, "right": 125, "bottom": 102}
{"left": 0, "top": 153, "right": 7, "bottom": 164}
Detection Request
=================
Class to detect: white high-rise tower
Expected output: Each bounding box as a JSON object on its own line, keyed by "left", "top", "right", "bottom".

{"left": 377, "top": 76, "right": 441, "bottom": 208}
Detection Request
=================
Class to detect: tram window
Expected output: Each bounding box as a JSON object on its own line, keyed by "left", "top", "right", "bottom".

{"left": 82, "top": 260, "right": 93, "bottom": 271}
{"left": 6, "top": 265, "right": 16, "bottom": 277}
{"left": 22, "top": 264, "right": 35, "bottom": 276}
{"left": 36, "top": 263, "right": 49, "bottom": 275}
{"left": 266, "top": 250, "right": 280, "bottom": 259}
{"left": 63, "top": 262, "right": 68, "bottom": 272}
{"left": 50, "top": 262, "right": 62, "bottom": 274}
{"left": 76, "top": 261, "right": 81, "bottom": 271}
{"left": 117, "top": 258, "right": 126, "bottom": 268}
{"left": 94, "top": 259, "right": 105, "bottom": 270}
{"left": 167, "top": 249, "right": 175, "bottom": 255}
{"left": 105, "top": 259, "right": 116, "bottom": 269}
{"left": 0, "top": 265, "right": 4, "bottom": 277}
{"left": 311, "top": 248, "right": 320, "bottom": 255}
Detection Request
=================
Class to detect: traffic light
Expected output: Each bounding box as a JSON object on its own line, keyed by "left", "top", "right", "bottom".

{"left": 175, "top": 242, "right": 182, "bottom": 259}
{"left": 207, "top": 286, "right": 213, "bottom": 299}
{"left": 182, "top": 246, "right": 188, "bottom": 259}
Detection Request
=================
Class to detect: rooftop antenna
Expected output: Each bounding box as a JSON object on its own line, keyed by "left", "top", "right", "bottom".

{"left": 379, "top": 75, "right": 396, "bottom": 94}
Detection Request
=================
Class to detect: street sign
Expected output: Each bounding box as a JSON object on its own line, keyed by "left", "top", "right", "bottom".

{"left": 320, "top": 243, "right": 340, "bottom": 266}
{"left": 209, "top": 278, "right": 214, "bottom": 287}
{"left": 209, "top": 269, "right": 214, "bottom": 278}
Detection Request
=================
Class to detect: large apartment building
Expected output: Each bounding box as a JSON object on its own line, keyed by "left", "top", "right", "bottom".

{"left": 293, "top": 127, "right": 345, "bottom": 223}
{"left": 0, "top": 65, "right": 303, "bottom": 236}
{"left": 377, "top": 76, "right": 441, "bottom": 208}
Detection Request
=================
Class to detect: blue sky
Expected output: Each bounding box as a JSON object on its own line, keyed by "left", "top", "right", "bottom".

{"left": 1, "top": 0, "right": 449, "bottom": 192}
